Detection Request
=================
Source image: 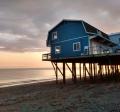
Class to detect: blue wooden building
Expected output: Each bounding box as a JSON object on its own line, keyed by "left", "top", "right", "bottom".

{"left": 43, "top": 20, "right": 120, "bottom": 84}
{"left": 109, "top": 33, "right": 120, "bottom": 52}
{"left": 47, "top": 19, "right": 115, "bottom": 59}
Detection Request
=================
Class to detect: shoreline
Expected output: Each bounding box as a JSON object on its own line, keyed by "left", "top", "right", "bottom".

{"left": 0, "top": 78, "right": 56, "bottom": 88}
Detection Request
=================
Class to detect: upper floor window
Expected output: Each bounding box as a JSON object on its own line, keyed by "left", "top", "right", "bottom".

{"left": 119, "top": 38, "right": 120, "bottom": 44}
{"left": 52, "top": 32, "right": 58, "bottom": 40}
{"left": 55, "top": 46, "right": 61, "bottom": 54}
{"left": 73, "top": 42, "right": 81, "bottom": 51}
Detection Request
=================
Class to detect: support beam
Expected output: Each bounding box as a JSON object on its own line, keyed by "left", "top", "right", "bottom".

{"left": 63, "top": 63, "right": 66, "bottom": 84}
{"left": 51, "top": 62, "right": 58, "bottom": 84}
{"left": 50, "top": 57, "right": 120, "bottom": 84}
{"left": 107, "top": 65, "right": 110, "bottom": 76}
{"left": 79, "top": 63, "right": 81, "bottom": 80}
{"left": 85, "top": 63, "right": 93, "bottom": 80}
{"left": 84, "top": 63, "right": 87, "bottom": 80}
{"left": 54, "top": 62, "right": 63, "bottom": 76}
{"left": 55, "top": 63, "right": 58, "bottom": 84}
{"left": 66, "top": 63, "right": 73, "bottom": 74}
{"left": 105, "top": 65, "right": 107, "bottom": 76}
{"left": 93, "top": 63, "right": 96, "bottom": 79}
{"left": 83, "top": 63, "right": 85, "bottom": 80}
{"left": 72, "top": 63, "right": 77, "bottom": 83}
{"left": 66, "top": 63, "right": 74, "bottom": 81}
{"left": 98, "top": 64, "right": 103, "bottom": 79}
{"left": 90, "top": 63, "right": 93, "bottom": 79}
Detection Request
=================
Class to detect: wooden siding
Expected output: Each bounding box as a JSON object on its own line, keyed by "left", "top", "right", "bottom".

{"left": 49, "top": 21, "right": 88, "bottom": 59}
{"left": 47, "top": 20, "right": 115, "bottom": 59}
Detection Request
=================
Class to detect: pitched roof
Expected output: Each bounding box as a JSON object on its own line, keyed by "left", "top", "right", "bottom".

{"left": 48, "top": 19, "right": 83, "bottom": 32}
{"left": 47, "top": 19, "right": 115, "bottom": 46}
{"left": 109, "top": 32, "right": 120, "bottom": 36}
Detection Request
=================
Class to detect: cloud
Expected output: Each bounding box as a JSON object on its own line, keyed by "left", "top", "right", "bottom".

{"left": 0, "top": 0, "right": 119, "bottom": 52}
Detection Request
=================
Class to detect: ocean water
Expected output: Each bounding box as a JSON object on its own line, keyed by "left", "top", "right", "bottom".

{"left": 0, "top": 67, "right": 84, "bottom": 88}
{"left": 0, "top": 68, "right": 56, "bottom": 88}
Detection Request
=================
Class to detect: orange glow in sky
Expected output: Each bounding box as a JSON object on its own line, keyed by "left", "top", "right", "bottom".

{"left": 0, "top": 51, "right": 51, "bottom": 68}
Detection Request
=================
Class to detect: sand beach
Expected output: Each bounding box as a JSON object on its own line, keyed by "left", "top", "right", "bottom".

{"left": 0, "top": 80, "right": 120, "bottom": 112}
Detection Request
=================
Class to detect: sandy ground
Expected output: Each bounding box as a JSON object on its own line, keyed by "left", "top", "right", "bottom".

{"left": 0, "top": 80, "right": 120, "bottom": 112}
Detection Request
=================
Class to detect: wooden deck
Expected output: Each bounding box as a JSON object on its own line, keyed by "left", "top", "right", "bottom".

{"left": 42, "top": 53, "right": 120, "bottom": 64}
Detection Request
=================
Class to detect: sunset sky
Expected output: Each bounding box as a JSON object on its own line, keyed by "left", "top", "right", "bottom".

{"left": 0, "top": 0, "right": 120, "bottom": 68}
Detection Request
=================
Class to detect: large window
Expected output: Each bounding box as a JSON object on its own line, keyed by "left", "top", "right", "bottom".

{"left": 73, "top": 42, "right": 81, "bottom": 51}
{"left": 55, "top": 46, "right": 61, "bottom": 54}
{"left": 52, "top": 32, "right": 58, "bottom": 40}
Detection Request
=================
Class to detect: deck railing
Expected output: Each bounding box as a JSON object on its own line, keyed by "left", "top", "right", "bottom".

{"left": 88, "top": 46, "right": 113, "bottom": 55}
{"left": 42, "top": 53, "right": 51, "bottom": 61}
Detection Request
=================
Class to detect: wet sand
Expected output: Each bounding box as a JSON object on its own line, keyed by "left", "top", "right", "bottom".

{"left": 0, "top": 80, "right": 120, "bottom": 112}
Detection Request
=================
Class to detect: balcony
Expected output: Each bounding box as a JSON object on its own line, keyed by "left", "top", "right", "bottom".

{"left": 42, "top": 53, "right": 51, "bottom": 61}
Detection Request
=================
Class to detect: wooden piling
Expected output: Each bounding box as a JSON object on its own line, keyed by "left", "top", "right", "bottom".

{"left": 51, "top": 62, "right": 58, "bottom": 84}
{"left": 63, "top": 63, "right": 66, "bottom": 84}
{"left": 55, "top": 63, "right": 58, "bottom": 84}
{"left": 93, "top": 63, "right": 96, "bottom": 79}
{"left": 79, "top": 63, "right": 81, "bottom": 80}
{"left": 72, "top": 63, "right": 77, "bottom": 83}
{"left": 51, "top": 62, "right": 120, "bottom": 84}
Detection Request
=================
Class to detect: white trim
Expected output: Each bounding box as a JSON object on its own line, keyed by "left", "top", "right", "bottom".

{"left": 55, "top": 46, "right": 61, "bottom": 54}
{"left": 73, "top": 42, "right": 81, "bottom": 51}
{"left": 89, "top": 35, "right": 96, "bottom": 39}
{"left": 82, "top": 22, "right": 97, "bottom": 35}
{"left": 52, "top": 35, "right": 88, "bottom": 45}
{"left": 88, "top": 36, "right": 91, "bottom": 54}
{"left": 87, "top": 32, "right": 96, "bottom": 35}
{"left": 82, "top": 21, "right": 87, "bottom": 33}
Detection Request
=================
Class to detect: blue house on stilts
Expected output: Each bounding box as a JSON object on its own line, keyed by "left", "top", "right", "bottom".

{"left": 45, "top": 19, "right": 116, "bottom": 60}
{"left": 42, "top": 19, "right": 120, "bottom": 84}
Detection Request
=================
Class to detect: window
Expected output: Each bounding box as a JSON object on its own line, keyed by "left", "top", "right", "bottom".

{"left": 55, "top": 46, "right": 61, "bottom": 54}
{"left": 52, "top": 32, "right": 57, "bottom": 40}
{"left": 119, "top": 38, "right": 120, "bottom": 44}
{"left": 84, "top": 46, "right": 89, "bottom": 55}
{"left": 73, "top": 42, "right": 81, "bottom": 51}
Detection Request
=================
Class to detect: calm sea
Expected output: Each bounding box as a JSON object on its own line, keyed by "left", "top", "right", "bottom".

{"left": 0, "top": 67, "right": 83, "bottom": 88}
{"left": 0, "top": 68, "right": 57, "bottom": 88}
